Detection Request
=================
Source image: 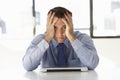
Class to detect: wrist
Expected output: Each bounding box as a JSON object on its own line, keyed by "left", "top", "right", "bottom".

{"left": 45, "top": 36, "right": 51, "bottom": 43}
{"left": 68, "top": 34, "right": 76, "bottom": 43}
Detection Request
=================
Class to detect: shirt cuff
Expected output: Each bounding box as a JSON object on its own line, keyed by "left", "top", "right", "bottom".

{"left": 71, "top": 39, "right": 83, "bottom": 51}
{"left": 37, "top": 39, "right": 49, "bottom": 50}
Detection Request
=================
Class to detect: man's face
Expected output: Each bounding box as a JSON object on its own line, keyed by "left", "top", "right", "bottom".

{"left": 53, "top": 18, "right": 66, "bottom": 43}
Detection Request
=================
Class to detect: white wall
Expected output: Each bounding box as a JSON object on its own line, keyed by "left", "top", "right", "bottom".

{"left": 93, "top": 39, "right": 120, "bottom": 68}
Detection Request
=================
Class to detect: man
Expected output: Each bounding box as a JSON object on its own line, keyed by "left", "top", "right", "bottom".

{"left": 22, "top": 6, "right": 99, "bottom": 71}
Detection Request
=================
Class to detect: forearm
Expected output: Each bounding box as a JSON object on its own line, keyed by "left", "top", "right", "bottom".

{"left": 22, "top": 39, "right": 49, "bottom": 71}
{"left": 72, "top": 39, "right": 99, "bottom": 70}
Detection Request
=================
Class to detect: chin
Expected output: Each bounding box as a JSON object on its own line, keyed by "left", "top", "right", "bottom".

{"left": 57, "top": 40, "right": 65, "bottom": 43}
{"left": 54, "top": 38, "right": 66, "bottom": 43}
{"left": 57, "top": 41, "right": 64, "bottom": 43}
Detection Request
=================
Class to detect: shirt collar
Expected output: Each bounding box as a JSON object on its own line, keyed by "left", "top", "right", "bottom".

{"left": 51, "top": 38, "right": 70, "bottom": 48}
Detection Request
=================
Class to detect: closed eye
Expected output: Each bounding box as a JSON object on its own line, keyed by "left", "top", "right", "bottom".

{"left": 62, "top": 25, "right": 66, "bottom": 30}
{"left": 54, "top": 26, "right": 57, "bottom": 30}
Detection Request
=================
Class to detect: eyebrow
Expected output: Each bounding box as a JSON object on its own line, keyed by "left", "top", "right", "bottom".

{"left": 54, "top": 24, "right": 66, "bottom": 28}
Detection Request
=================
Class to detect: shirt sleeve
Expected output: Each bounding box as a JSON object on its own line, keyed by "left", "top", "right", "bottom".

{"left": 71, "top": 33, "right": 99, "bottom": 70}
{"left": 22, "top": 35, "right": 49, "bottom": 71}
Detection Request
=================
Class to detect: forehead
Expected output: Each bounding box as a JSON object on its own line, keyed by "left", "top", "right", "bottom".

{"left": 54, "top": 18, "right": 65, "bottom": 27}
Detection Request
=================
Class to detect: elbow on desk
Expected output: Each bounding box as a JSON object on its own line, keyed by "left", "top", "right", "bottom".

{"left": 22, "top": 58, "right": 37, "bottom": 71}
{"left": 88, "top": 56, "right": 99, "bottom": 70}
{"left": 22, "top": 61, "right": 33, "bottom": 71}
{"left": 22, "top": 62, "right": 38, "bottom": 71}
{"left": 23, "top": 64, "right": 33, "bottom": 71}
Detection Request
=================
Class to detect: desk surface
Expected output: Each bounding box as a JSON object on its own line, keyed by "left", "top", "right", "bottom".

{"left": 0, "top": 46, "right": 120, "bottom": 80}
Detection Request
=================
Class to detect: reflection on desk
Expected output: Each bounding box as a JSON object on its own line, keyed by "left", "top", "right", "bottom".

{"left": 24, "top": 70, "right": 98, "bottom": 80}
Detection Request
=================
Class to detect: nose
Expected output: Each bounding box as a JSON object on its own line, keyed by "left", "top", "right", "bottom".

{"left": 56, "top": 29, "right": 64, "bottom": 36}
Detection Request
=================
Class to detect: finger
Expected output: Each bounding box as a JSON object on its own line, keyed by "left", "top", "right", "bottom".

{"left": 64, "top": 13, "right": 69, "bottom": 22}
{"left": 47, "top": 11, "right": 52, "bottom": 23}
{"left": 65, "top": 12, "right": 72, "bottom": 21}
{"left": 47, "top": 12, "right": 52, "bottom": 28}
{"left": 47, "top": 12, "right": 55, "bottom": 29}
{"left": 64, "top": 14, "right": 72, "bottom": 27}
{"left": 62, "top": 15, "right": 73, "bottom": 29}
{"left": 52, "top": 17, "right": 58, "bottom": 25}
{"left": 64, "top": 13, "right": 73, "bottom": 26}
{"left": 47, "top": 12, "right": 55, "bottom": 25}
{"left": 49, "top": 12, "right": 55, "bottom": 24}
{"left": 62, "top": 18, "right": 67, "bottom": 25}
{"left": 64, "top": 14, "right": 71, "bottom": 25}
{"left": 66, "top": 12, "right": 72, "bottom": 19}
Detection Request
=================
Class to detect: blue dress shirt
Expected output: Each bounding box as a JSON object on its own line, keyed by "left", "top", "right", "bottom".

{"left": 22, "top": 31, "right": 99, "bottom": 71}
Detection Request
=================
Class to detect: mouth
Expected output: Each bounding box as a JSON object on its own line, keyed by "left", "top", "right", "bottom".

{"left": 57, "top": 37, "right": 64, "bottom": 40}
{"left": 55, "top": 37, "right": 65, "bottom": 41}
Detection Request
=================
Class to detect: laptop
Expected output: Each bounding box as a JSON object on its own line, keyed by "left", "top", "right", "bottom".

{"left": 40, "top": 67, "right": 88, "bottom": 72}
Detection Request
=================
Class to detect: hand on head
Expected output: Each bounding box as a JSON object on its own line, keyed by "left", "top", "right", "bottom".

{"left": 45, "top": 12, "right": 58, "bottom": 43}
{"left": 62, "top": 12, "right": 75, "bottom": 42}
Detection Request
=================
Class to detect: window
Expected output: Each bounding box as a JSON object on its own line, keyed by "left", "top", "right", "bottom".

{"left": 0, "top": 0, "right": 33, "bottom": 40}
{"left": 91, "top": 0, "right": 120, "bottom": 38}
{"left": 34, "top": 0, "right": 90, "bottom": 36}
{"left": 0, "top": 0, "right": 33, "bottom": 51}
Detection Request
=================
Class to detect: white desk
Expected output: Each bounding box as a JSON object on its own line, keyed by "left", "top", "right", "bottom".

{"left": 24, "top": 67, "right": 120, "bottom": 80}
{"left": 0, "top": 44, "right": 120, "bottom": 80}
{"left": 24, "top": 70, "right": 98, "bottom": 80}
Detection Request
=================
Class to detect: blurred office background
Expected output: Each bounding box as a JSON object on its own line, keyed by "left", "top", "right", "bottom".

{"left": 0, "top": 0, "right": 120, "bottom": 75}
